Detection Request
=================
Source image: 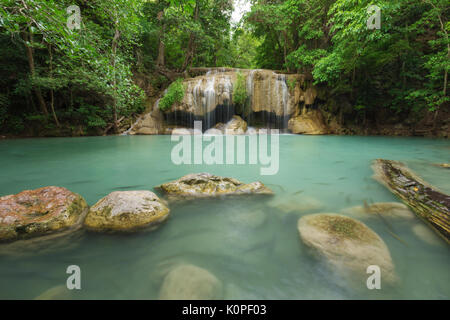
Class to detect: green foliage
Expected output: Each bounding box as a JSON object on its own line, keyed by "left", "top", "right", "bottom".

{"left": 0, "top": 0, "right": 447, "bottom": 135}
{"left": 0, "top": 0, "right": 145, "bottom": 135}
{"left": 232, "top": 72, "right": 247, "bottom": 107}
{"left": 247, "top": 0, "right": 449, "bottom": 118}
{"left": 159, "top": 78, "right": 185, "bottom": 111}
{"left": 287, "top": 78, "right": 297, "bottom": 92}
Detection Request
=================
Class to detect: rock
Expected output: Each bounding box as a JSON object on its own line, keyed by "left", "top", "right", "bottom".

{"left": 304, "top": 87, "right": 317, "bottom": 105}
{"left": 157, "top": 173, "right": 273, "bottom": 199}
{"left": 229, "top": 209, "right": 267, "bottom": 228}
{"left": 224, "top": 115, "right": 247, "bottom": 135}
{"left": 136, "top": 126, "right": 158, "bottom": 135}
{"left": 434, "top": 163, "right": 450, "bottom": 169}
{"left": 34, "top": 285, "right": 72, "bottom": 300}
{"left": 298, "top": 213, "right": 397, "bottom": 287}
{"left": 84, "top": 191, "right": 169, "bottom": 232}
{"left": 204, "top": 128, "right": 223, "bottom": 135}
{"left": 0, "top": 186, "right": 88, "bottom": 243}
{"left": 246, "top": 127, "right": 258, "bottom": 135}
{"left": 171, "top": 128, "right": 202, "bottom": 135}
{"left": 288, "top": 109, "right": 328, "bottom": 135}
{"left": 159, "top": 264, "right": 223, "bottom": 300}
{"left": 168, "top": 69, "right": 298, "bottom": 118}
{"left": 412, "top": 224, "right": 443, "bottom": 246}
{"left": 269, "top": 194, "right": 323, "bottom": 214}
{"left": 341, "top": 202, "right": 415, "bottom": 220}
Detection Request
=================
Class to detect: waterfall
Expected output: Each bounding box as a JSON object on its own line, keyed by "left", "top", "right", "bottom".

{"left": 278, "top": 74, "right": 289, "bottom": 128}
{"left": 223, "top": 75, "right": 233, "bottom": 121}
{"left": 163, "top": 68, "right": 293, "bottom": 132}
{"left": 193, "top": 78, "right": 203, "bottom": 116}
{"left": 204, "top": 72, "right": 216, "bottom": 129}
{"left": 246, "top": 70, "right": 257, "bottom": 125}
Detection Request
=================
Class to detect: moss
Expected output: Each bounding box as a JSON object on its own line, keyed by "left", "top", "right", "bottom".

{"left": 309, "top": 215, "right": 377, "bottom": 243}
{"left": 159, "top": 78, "right": 185, "bottom": 111}
{"left": 232, "top": 72, "right": 248, "bottom": 115}
{"left": 287, "top": 78, "right": 296, "bottom": 92}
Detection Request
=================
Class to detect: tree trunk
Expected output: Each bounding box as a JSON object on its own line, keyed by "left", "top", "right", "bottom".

{"left": 156, "top": 11, "right": 165, "bottom": 67}
{"left": 372, "top": 159, "right": 450, "bottom": 244}
{"left": 181, "top": 1, "right": 200, "bottom": 71}
{"left": 48, "top": 45, "right": 60, "bottom": 127}
{"left": 22, "top": 32, "right": 48, "bottom": 116}
{"left": 111, "top": 24, "right": 121, "bottom": 134}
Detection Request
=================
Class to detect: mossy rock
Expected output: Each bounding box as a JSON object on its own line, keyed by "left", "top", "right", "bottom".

{"left": 0, "top": 186, "right": 88, "bottom": 243}
{"left": 157, "top": 173, "right": 273, "bottom": 200}
{"left": 84, "top": 191, "right": 169, "bottom": 232}
{"left": 298, "top": 213, "right": 398, "bottom": 288}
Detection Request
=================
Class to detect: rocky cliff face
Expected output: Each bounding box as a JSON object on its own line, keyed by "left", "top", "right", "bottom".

{"left": 127, "top": 68, "right": 328, "bottom": 135}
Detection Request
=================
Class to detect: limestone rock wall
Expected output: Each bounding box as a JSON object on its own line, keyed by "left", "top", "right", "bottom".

{"left": 126, "top": 68, "right": 325, "bottom": 135}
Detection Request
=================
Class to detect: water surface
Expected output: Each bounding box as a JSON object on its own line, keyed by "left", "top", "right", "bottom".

{"left": 0, "top": 135, "right": 449, "bottom": 299}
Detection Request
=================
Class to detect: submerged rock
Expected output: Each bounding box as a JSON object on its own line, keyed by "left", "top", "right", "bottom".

{"left": 341, "top": 202, "right": 415, "bottom": 220}
{"left": 412, "top": 224, "right": 443, "bottom": 246}
{"left": 433, "top": 163, "right": 450, "bottom": 169}
{"left": 0, "top": 186, "right": 88, "bottom": 243}
{"left": 269, "top": 194, "right": 323, "bottom": 215}
{"left": 34, "top": 285, "right": 72, "bottom": 300}
{"left": 288, "top": 109, "right": 328, "bottom": 135}
{"left": 298, "top": 213, "right": 397, "bottom": 287}
{"left": 159, "top": 264, "right": 223, "bottom": 300}
{"left": 228, "top": 209, "right": 267, "bottom": 229}
{"left": 157, "top": 173, "right": 273, "bottom": 199}
{"left": 84, "top": 191, "right": 169, "bottom": 232}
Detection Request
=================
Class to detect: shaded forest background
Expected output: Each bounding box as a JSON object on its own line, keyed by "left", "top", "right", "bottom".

{"left": 0, "top": 0, "right": 448, "bottom": 136}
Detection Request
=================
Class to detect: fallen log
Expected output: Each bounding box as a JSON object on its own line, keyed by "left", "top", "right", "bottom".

{"left": 372, "top": 159, "right": 450, "bottom": 244}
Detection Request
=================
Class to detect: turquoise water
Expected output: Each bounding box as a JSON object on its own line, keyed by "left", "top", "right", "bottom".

{"left": 0, "top": 135, "right": 449, "bottom": 299}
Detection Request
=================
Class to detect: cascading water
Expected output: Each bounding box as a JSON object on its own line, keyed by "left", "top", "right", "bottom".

{"left": 203, "top": 71, "right": 216, "bottom": 130}
{"left": 277, "top": 73, "right": 289, "bottom": 129}
{"left": 246, "top": 69, "right": 257, "bottom": 125}
{"left": 162, "top": 68, "right": 293, "bottom": 132}
{"left": 223, "top": 75, "right": 233, "bottom": 121}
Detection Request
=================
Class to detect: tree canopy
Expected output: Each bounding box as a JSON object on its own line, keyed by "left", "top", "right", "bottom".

{"left": 0, "top": 0, "right": 448, "bottom": 135}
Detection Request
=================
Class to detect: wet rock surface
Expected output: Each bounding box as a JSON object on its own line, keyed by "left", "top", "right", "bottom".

{"left": 298, "top": 213, "right": 397, "bottom": 287}
{"left": 84, "top": 191, "right": 169, "bottom": 232}
{"left": 157, "top": 173, "right": 273, "bottom": 199}
{"left": 0, "top": 186, "right": 88, "bottom": 242}
{"left": 159, "top": 264, "right": 223, "bottom": 300}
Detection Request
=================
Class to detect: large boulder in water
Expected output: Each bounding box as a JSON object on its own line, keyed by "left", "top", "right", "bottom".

{"left": 298, "top": 213, "right": 397, "bottom": 287}
{"left": 157, "top": 173, "right": 273, "bottom": 199}
{"left": 288, "top": 109, "right": 328, "bottom": 135}
{"left": 340, "top": 202, "right": 415, "bottom": 220}
{"left": 84, "top": 191, "right": 169, "bottom": 232}
{"left": 0, "top": 186, "right": 88, "bottom": 243}
{"left": 159, "top": 264, "right": 223, "bottom": 300}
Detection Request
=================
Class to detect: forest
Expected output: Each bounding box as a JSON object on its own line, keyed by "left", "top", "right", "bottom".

{"left": 0, "top": 0, "right": 448, "bottom": 136}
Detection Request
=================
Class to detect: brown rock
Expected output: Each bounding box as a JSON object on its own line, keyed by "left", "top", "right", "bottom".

{"left": 0, "top": 186, "right": 88, "bottom": 242}
{"left": 288, "top": 109, "right": 328, "bottom": 135}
